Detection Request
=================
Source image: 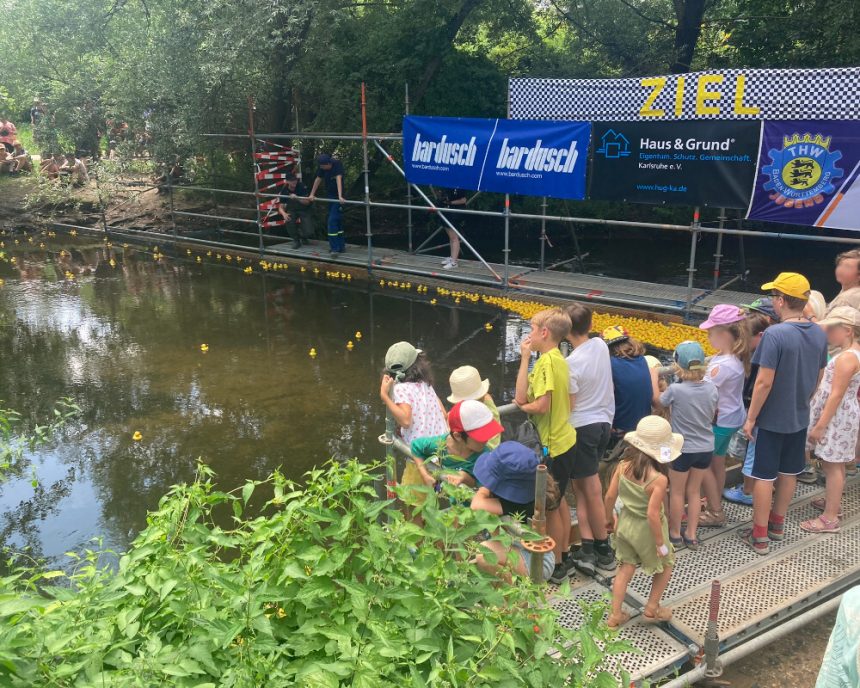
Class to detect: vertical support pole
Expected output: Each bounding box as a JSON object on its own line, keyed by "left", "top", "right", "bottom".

{"left": 167, "top": 167, "right": 178, "bottom": 242}
{"left": 93, "top": 163, "right": 110, "bottom": 238}
{"left": 405, "top": 83, "right": 414, "bottom": 254}
{"left": 685, "top": 206, "right": 701, "bottom": 319}
{"left": 384, "top": 379, "right": 398, "bottom": 501}
{"left": 737, "top": 212, "right": 747, "bottom": 284}
{"left": 539, "top": 196, "right": 547, "bottom": 272}
{"left": 712, "top": 208, "right": 726, "bottom": 291}
{"left": 571, "top": 223, "right": 584, "bottom": 272}
{"left": 248, "top": 97, "right": 265, "bottom": 258}
{"left": 704, "top": 580, "right": 723, "bottom": 677}
{"left": 361, "top": 83, "right": 373, "bottom": 272}
{"left": 503, "top": 196, "right": 511, "bottom": 289}
{"left": 527, "top": 464, "right": 549, "bottom": 583}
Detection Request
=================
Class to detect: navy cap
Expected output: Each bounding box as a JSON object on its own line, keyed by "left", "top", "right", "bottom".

{"left": 317, "top": 153, "right": 332, "bottom": 165}
{"left": 742, "top": 297, "right": 779, "bottom": 322}
{"left": 473, "top": 441, "right": 538, "bottom": 504}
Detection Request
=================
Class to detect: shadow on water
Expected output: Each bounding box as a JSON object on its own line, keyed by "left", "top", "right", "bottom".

{"left": 0, "top": 239, "right": 529, "bottom": 565}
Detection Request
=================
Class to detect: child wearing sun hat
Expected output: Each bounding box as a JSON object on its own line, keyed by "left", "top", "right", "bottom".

{"left": 447, "top": 365, "right": 501, "bottom": 449}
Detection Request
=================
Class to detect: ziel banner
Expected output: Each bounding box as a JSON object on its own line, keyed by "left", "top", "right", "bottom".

{"left": 403, "top": 115, "right": 590, "bottom": 200}
{"left": 590, "top": 121, "right": 760, "bottom": 208}
{"left": 747, "top": 120, "right": 860, "bottom": 232}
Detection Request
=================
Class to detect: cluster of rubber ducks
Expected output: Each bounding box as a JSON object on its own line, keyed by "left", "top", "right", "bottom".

{"left": 309, "top": 330, "right": 362, "bottom": 358}
{"left": 324, "top": 270, "right": 353, "bottom": 282}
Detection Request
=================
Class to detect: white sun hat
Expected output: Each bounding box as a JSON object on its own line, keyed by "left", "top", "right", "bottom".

{"left": 447, "top": 365, "right": 490, "bottom": 404}
{"left": 624, "top": 416, "right": 683, "bottom": 464}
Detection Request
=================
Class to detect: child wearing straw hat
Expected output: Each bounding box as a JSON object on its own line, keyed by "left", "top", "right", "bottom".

{"left": 447, "top": 365, "right": 501, "bottom": 450}
{"left": 603, "top": 416, "right": 679, "bottom": 628}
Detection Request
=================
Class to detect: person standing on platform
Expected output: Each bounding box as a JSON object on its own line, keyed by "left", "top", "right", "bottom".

{"left": 276, "top": 174, "right": 313, "bottom": 249}
{"left": 307, "top": 153, "right": 346, "bottom": 257}
{"left": 740, "top": 273, "right": 828, "bottom": 555}
{"left": 438, "top": 187, "right": 466, "bottom": 270}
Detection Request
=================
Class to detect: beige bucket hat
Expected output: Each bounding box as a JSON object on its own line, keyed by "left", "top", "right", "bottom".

{"left": 447, "top": 365, "right": 490, "bottom": 403}
{"left": 624, "top": 416, "right": 683, "bottom": 464}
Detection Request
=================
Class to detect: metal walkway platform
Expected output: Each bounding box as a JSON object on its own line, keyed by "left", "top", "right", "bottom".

{"left": 549, "top": 478, "right": 860, "bottom": 683}
{"left": 267, "top": 240, "right": 757, "bottom": 317}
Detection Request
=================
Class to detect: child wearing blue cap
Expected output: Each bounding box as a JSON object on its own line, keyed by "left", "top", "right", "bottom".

{"left": 653, "top": 341, "right": 718, "bottom": 549}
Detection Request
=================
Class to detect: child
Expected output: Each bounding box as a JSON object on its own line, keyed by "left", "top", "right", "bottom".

{"left": 514, "top": 308, "right": 577, "bottom": 583}
{"left": 724, "top": 311, "right": 773, "bottom": 506}
{"left": 472, "top": 441, "right": 560, "bottom": 583}
{"left": 409, "top": 400, "right": 504, "bottom": 488}
{"left": 604, "top": 416, "right": 679, "bottom": 628}
{"left": 563, "top": 304, "right": 616, "bottom": 574}
{"left": 653, "top": 341, "right": 718, "bottom": 549}
{"left": 447, "top": 365, "right": 502, "bottom": 450}
{"left": 801, "top": 307, "right": 860, "bottom": 534}
{"left": 380, "top": 341, "right": 447, "bottom": 444}
{"left": 698, "top": 305, "right": 750, "bottom": 528}
{"left": 603, "top": 326, "right": 655, "bottom": 440}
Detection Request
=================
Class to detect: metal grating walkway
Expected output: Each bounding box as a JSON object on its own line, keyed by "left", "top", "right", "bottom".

{"left": 266, "top": 240, "right": 758, "bottom": 316}
{"left": 549, "top": 477, "right": 860, "bottom": 683}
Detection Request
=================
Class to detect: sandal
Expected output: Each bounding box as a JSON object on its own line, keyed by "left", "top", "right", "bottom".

{"left": 800, "top": 515, "right": 840, "bottom": 533}
{"left": 669, "top": 534, "right": 684, "bottom": 548}
{"left": 811, "top": 498, "right": 843, "bottom": 518}
{"left": 682, "top": 531, "right": 700, "bottom": 551}
{"left": 607, "top": 611, "right": 630, "bottom": 629}
{"left": 642, "top": 605, "right": 673, "bottom": 623}
{"left": 698, "top": 510, "right": 727, "bottom": 528}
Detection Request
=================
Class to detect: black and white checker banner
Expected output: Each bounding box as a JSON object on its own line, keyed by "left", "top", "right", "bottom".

{"left": 510, "top": 68, "right": 860, "bottom": 122}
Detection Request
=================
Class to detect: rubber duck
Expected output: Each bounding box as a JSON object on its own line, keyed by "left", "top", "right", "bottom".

{"left": 206, "top": 251, "right": 212, "bottom": 257}
{"left": 236, "top": 256, "right": 243, "bottom": 263}
{"left": 196, "top": 256, "right": 202, "bottom": 263}
{"left": 309, "top": 348, "right": 317, "bottom": 358}
{"left": 346, "top": 341, "right": 354, "bottom": 350}
{"left": 216, "top": 254, "right": 222, "bottom": 260}
{"left": 379, "top": 280, "right": 385, "bottom": 287}
{"left": 132, "top": 431, "right": 142, "bottom": 442}
{"left": 186, "top": 249, "right": 192, "bottom": 255}
{"left": 484, "top": 323, "right": 493, "bottom": 332}
{"left": 39, "top": 242, "right": 45, "bottom": 249}
{"left": 200, "top": 344, "right": 209, "bottom": 352}
{"left": 301, "top": 266, "right": 306, "bottom": 272}
{"left": 226, "top": 254, "right": 232, "bottom": 261}
{"left": 109, "top": 259, "right": 116, "bottom": 268}
{"left": 430, "top": 299, "right": 437, "bottom": 305}
{"left": 0, "top": 279, "right": 5, "bottom": 287}
{"left": 355, "top": 331, "right": 362, "bottom": 340}
{"left": 313, "top": 267, "right": 320, "bottom": 274}
{"left": 244, "top": 266, "right": 253, "bottom": 274}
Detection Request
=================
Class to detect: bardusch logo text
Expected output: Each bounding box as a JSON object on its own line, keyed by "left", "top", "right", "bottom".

{"left": 411, "top": 133, "right": 478, "bottom": 166}
{"left": 495, "top": 138, "right": 579, "bottom": 173}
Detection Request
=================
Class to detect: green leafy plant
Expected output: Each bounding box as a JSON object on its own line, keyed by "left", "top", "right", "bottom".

{"left": 0, "top": 398, "right": 80, "bottom": 481}
{"left": 0, "top": 460, "right": 631, "bottom": 686}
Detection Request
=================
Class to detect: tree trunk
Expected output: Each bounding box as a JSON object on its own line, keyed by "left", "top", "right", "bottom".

{"left": 670, "top": 0, "right": 707, "bottom": 73}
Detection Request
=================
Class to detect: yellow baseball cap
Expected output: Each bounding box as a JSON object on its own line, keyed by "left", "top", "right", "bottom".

{"left": 761, "top": 272, "right": 811, "bottom": 300}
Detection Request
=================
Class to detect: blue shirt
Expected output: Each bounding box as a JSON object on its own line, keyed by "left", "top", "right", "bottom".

{"left": 315, "top": 160, "right": 345, "bottom": 197}
{"left": 752, "top": 321, "right": 828, "bottom": 433}
{"left": 610, "top": 355, "right": 653, "bottom": 433}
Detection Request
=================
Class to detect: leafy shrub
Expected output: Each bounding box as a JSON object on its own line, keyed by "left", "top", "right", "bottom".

{"left": 0, "top": 460, "right": 630, "bottom": 687}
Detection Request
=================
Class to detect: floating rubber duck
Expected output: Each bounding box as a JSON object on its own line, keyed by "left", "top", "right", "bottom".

{"left": 379, "top": 280, "right": 385, "bottom": 286}
{"left": 309, "top": 348, "right": 317, "bottom": 358}
{"left": 0, "top": 279, "right": 5, "bottom": 287}
{"left": 355, "top": 331, "right": 362, "bottom": 340}
{"left": 236, "top": 256, "right": 243, "bottom": 263}
{"left": 186, "top": 249, "right": 192, "bottom": 255}
{"left": 430, "top": 298, "right": 437, "bottom": 305}
{"left": 455, "top": 297, "right": 461, "bottom": 304}
{"left": 39, "top": 243, "right": 45, "bottom": 249}
{"left": 226, "top": 254, "right": 232, "bottom": 261}
{"left": 300, "top": 266, "right": 306, "bottom": 272}
{"left": 109, "top": 259, "right": 116, "bottom": 268}
{"left": 206, "top": 251, "right": 212, "bottom": 257}
{"left": 196, "top": 256, "right": 202, "bottom": 263}
{"left": 346, "top": 341, "right": 354, "bottom": 350}
{"left": 200, "top": 344, "right": 209, "bottom": 352}
{"left": 313, "top": 267, "right": 320, "bottom": 274}
{"left": 244, "top": 266, "right": 253, "bottom": 274}
{"left": 216, "top": 254, "right": 222, "bottom": 260}
{"left": 484, "top": 323, "right": 493, "bottom": 332}
{"left": 69, "top": 230, "right": 77, "bottom": 237}
{"left": 132, "top": 431, "right": 142, "bottom": 442}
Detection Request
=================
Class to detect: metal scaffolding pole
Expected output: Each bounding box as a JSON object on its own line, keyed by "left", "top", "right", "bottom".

{"left": 713, "top": 208, "right": 726, "bottom": 291}
{"left": 685, "top": 206, "right": 701, "bottom": 318}
{"left": 405, "top": 83, "right": 414, "bottom": 254}
{"left": 539, "top": 196, "right": 547, "bottom": 271}
{"left": 247, "top": 98, "right": 265, "bottom": 257}
{"left": 504, "top": 195, "right": 511, "bottom": 288}
{"left": 361, "top": 83, "right": 373, "bottom": 272}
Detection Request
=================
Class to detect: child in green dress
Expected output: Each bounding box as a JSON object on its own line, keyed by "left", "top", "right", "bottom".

{"left": 603, "top": 416, "right": 680, "bottom": 628}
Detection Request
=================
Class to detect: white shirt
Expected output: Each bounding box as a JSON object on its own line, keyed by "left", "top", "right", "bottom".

{"left": 707, "top": 353, "right": 746, "bottom": 428}
{"left": 566, "top": 337, "right": 615, "bottom": 427}
{"left": 392, "top": 381, "right": 448, "bottom": 444}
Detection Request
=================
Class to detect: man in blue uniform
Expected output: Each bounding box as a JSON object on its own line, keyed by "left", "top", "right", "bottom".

{"left": 308, "top": 153, "right": 346, "bottom": 256}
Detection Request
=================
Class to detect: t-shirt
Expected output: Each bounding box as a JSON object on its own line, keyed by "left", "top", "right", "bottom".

{"left": 315, "top": 159, "right": 345, "bottom": 197}
{"left": 392, "top": 381, "right": 448, "bottom": 444}
{"left": 610, "top": 355, "right": 653, "bottom": 433}
{"left": 279, "top": 182, "right": 309, "bottom": 214}
{"left": 410, "top": 433, "right": 484, "bottom": 478}
{"left": 707, "top": 354, "right": 746, "bottom": 428}
{"left": 482, "top": 396, "right": 502, "bottom": 450}
{"left": 566, "top": 337, "right": 615, "bottom": 427}
{"left": 827, "top": 287, "right": 860, "bottom": 314}
{"left": 751, "top": 321, "right": 828, "bottom": 433}
{"left": 527, "top": 348, "right": 576, "bottom": 457}
{"left": 440, "top": 187, "right": 466, "bottom": 206}
{"left": 660, "top": 381, "right": 719, "bottom": 453}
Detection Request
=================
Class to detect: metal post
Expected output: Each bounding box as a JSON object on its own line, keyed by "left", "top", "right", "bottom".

{"left": 522, "top": 464, "right": 554, "bottom": 583}
{"left": 704, "top": 580, "right": 723, "bottom": 677}
{"left": 167, "top": 166, "right": 178, "bottom": 242}
{"left": 93, "top": 164, "right": 110, "bottom": 238}
{"left": 503, "top": 195, "right": 511, "bottom": 289}
{"left": 570, "top": 223, "right": 584, "bottom": 272}
{"left": 405, "top": 83, "right": 414, "bottom": 254}
{"left": 712, "top": 208, "right": 726, "bottom": 291}
{"left": 539, "top": 196, "right": 547, "bottom": 272}
{"left": 685, "top": 206, "right": 701, "bottom": 318}
{"left": 247, "top": 97, "right": 265, "bottom": 257}
{"left": 361, "top": 83, "right": 373, "bottom": 272}
{"left": 737, "top": 212, "right": 747, "bottom": 283}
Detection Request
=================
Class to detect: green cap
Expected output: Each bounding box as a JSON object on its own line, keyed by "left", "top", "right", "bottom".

{"left": 385, "top": 341, "right": 422, "bottom": 373}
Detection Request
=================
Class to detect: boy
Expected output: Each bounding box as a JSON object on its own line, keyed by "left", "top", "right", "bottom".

{"left": 741, "top": 272, "right": 828, "bottom": 555}
{"left": 307, "top": 153, "right": 346, "bottom": 257}
{"left": 514, "top": 307, "right": 577, "bottom": 583}
{"left": 563, "top": 303, "right": 616, "bottom": 574}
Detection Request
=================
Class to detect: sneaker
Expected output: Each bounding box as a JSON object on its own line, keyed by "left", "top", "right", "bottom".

{"left": 548, "top": 563, "right": 569, "bottom": 584}
{"left": 569, "top": 548, "right": 597, "bottom": 576}
{"left": 442, "top": 260, "right": 458, "bottom": 270}
{"left": 738, "top": 528, "right": 770, "bottom": 555}
{"left": 846, "top": 464, "right": 858, "bottom": 477}
{"left": 767, "top": 521, "right": 785, "bottom": 541}
{"left": 797, "top": 465, "right": 818, "bottom": 484}
{"left": 441, "top": 257, "right": 453, "bottom": 267}
{"left": 595, "top": 550, "right": 617, "bottom": 571}
{"left": 723, "top": 485, "right": 753, "bottom": 506}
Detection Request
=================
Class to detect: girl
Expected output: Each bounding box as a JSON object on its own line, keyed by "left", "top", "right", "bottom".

{"left": 447, "top": 365, "right": 502, "bottom": 450}
{"left": 604, "top": 415, "right": 679, "bottom": 628}
{"left": 653, "top": 341, "right": 718, "bottom": 549}
{"left": 698, "top": 305, "right": 750, "bottom": 528}
{"left": 379, "top": 341, "right": 447, "bottom": 444}
{"left": 603, "top": 326, "right": 655, "bottom": 441}
{"left": 801, "top": 307, "right": 860, "bottom": 534}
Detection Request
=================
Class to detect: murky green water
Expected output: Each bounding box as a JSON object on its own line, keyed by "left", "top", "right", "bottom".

{"left": 0, "top": 238, "right": 525, "bottom": 564}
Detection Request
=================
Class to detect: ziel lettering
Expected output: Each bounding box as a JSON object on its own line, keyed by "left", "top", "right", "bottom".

{"left": 639, "top": 74, "right": 761, "bottom": 118}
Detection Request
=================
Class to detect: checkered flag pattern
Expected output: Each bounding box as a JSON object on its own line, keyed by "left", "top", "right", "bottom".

{"left": 510, "top": 67, "right": 860, "bottom": 121}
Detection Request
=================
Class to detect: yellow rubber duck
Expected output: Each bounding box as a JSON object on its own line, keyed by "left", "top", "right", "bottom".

{"left": 109, "top": 259, "right": 116, "bottom": 268}
{"left": 309, "top": 348, "right": 317, "bottom": 358}
{"left": 132, "top": 431, "right": 142, "bottom": 442}
{"left": 39, "top": 243, "right": 45, "bottom": 249}
{"left": 301, "top": 266, "right": 306, "bottom": 272}
{"left": 226, "top": 254, "right": 232, "bottom": 261}
{"left": 430, "top": 298, "right": 437, "bottom": 305}
{"left": 200, "top": 344, "right": 209, "bottom": 353}
{"left": 244, "top": 266, "right": 253, "bottom": 274}
{"left": 346, "top": 341, "right": 354, "bottom": 350}
{"left": 186, "top": 249, "right": 192, "bottom": 255}
{"left": 355, "top": 331, "right": 362, "bottom": 340}
{"left": 196, "top": 256, "right": 202, "bottom": 263}
{"left": 207, "top": 251, "right": 212, "bottom": 257}
{"left": 0, "top": 278, "right": 5, "bottom": 287}
{"left": 484, "top": 323, "right": 493, "bottom": 332}
{"left": 216, "top": 254, "right": 222, "bottom": 260}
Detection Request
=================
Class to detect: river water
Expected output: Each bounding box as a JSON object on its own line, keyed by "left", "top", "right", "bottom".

{"left": 0, "top": 237, "right": 527, "bottom": 564}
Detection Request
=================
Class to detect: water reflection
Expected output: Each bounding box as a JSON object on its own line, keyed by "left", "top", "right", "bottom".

{"left": 0, "top": 237, "right": 527, "bottom": 564}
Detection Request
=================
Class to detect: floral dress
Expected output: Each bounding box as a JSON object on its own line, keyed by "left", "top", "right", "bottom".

{"left": 807, "top": 350, "right": 860, "bottom": 463}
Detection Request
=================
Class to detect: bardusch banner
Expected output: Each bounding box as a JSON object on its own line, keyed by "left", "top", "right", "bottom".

{"left": 402, "top": 115, "right": 591, "bottom": 200}
{"left": 590, "top": 120, "right": 761, "bottom": 208}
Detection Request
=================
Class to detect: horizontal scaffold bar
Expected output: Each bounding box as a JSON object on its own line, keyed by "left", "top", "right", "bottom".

{"left": 202, "top": 132, "right": 402, "bottom": 141}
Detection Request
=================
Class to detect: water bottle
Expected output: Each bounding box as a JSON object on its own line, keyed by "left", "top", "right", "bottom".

{"left": 727, "top": 430, "right": 748, "bottom": 461}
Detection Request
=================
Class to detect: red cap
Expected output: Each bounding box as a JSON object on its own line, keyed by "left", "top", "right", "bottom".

{"left": 448, "top": 400, "right": 504, "bottom": 443}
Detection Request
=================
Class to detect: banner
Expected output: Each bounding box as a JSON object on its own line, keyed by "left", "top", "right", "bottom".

{"left": 510, "top": 68, "right": 860, "bottom": 122}
{"left": 590, "top": 121, "right": 760, "bottom": 208}
{"left": 403, "top": 115, "right": 590, "bottom": 200}
{"left": 747, "top": 120, "right": 860, "bottom": 231}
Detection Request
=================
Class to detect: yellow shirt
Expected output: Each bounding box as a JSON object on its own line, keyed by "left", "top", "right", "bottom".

{"left": 528, "top": 348, "right": 576, "bottom": 457}
{"left": 483, "top": 396, "right": 501, "bottom": 450}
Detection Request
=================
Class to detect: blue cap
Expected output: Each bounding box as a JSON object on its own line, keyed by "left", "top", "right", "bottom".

{"left": 473, "top": 441, "right": 539, "bottom": 504}
{"left": 674, "top": 340, "right": 706, "bottom": 371}
{"left": 742, "top": 297, "right": 779, "bottom": 322}
{"left": 317, "top": 153, "right": 332, "bottom": 165}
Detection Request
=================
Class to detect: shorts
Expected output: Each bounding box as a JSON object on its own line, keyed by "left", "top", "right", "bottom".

{"left": 513, "top": 542, "right": 555, "bottom": 582}
{"left": 742, "top": 430, "right": 757, "bottom": 479}
{"left": 571, "top": 423, "right": 611, "bottom": 480}
{"left": 498, "top": 497, "right": 535, "bottom": 521}
{"left": 671, "top": 451, "right": 711, "bottom": 473}
{"left": 713, "top": 424, "right": 741, "bottom": 456}
{"left": 751, "top": 427, "right": 807, "bottom": 481}
{"left": 549, "top": 445, "right": 576, "bottom": 496}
